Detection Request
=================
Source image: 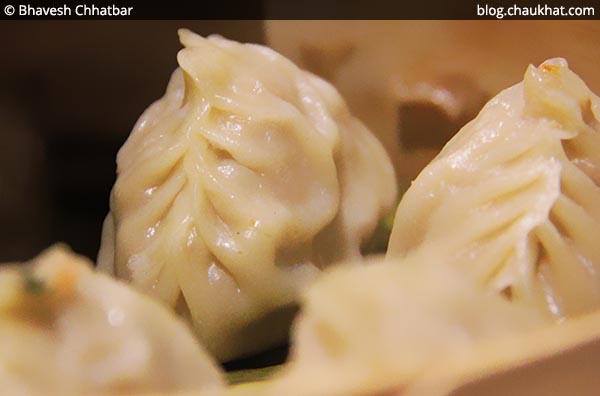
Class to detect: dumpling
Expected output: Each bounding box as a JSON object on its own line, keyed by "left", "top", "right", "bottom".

{"left": 388, "top": 58, "right": 600, "bottom": 319}
{"left": 0, "top": 245, "right": 223, "bottom": 396}
{"left": 98, "top": 29, "right": 397, "bottom": 361}
{"left": 230, "top": 251, "right": 547, "bottom": 396}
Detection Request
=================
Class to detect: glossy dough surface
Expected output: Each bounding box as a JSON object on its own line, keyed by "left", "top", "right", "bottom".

{"left": 98, "top": 29, "right": 396, "bottom": 361}
{"left": 388, "top": 58, "right": 600, "bottom": 319}
{"left": 0, "top": 245, "right": 223, "bottom": 396}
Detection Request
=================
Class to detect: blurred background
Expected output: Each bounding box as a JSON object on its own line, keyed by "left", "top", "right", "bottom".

{"left": 1, "top": 20, "right": 599, "bottom": 262}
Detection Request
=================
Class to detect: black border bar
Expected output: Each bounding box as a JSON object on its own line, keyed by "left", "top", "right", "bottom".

{"left": 1, "top": 0, "right": 598, "bottom": 19}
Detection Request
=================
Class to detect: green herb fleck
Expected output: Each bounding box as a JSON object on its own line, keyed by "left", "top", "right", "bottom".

{"left": 22, "top": 271, "right": 46, "bottom": 295}
{"left": 226, "top": 364, "right": 282, "bottom": 385}
{"left": 361, "top": 206, "right": 397, "bottom": 255}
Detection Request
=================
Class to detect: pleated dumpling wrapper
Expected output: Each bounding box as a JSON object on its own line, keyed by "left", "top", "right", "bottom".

{"left": 230, "top": 250, "right": 547, "bottom": 396}
{"left": 388, "top": 58, "right": 600, "bottom": 319}
{"left": 0, "top": 245, "right": 224, "bottom": 396}
{"left": 98, "top": 29, "right": 397, "bottom": 361}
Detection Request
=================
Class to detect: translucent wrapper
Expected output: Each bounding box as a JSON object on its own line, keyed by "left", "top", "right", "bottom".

{"left": 98, "top": 29, "right": 396, "bottom": 361}
{"left": 0, "top": 245, "right": 223, "bottom": 396}
{"left": 389, "top": 58, "right": 600, "bottom": 319}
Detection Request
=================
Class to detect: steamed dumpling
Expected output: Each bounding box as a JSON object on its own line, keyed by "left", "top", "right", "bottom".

{"left": 0, "top": 245, "right": 223, "bottom": 396}
{"left": 388, "top": 58, "right": 600, "bottom": 319}
{"left": 230, "top": 251, "right": 546, "bottom": 396}
{"left": 98, "top": 29, "right": 397, "bottom": 361}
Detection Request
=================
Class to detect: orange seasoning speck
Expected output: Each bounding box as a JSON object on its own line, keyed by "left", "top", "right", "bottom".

{"left": 52, "top": 265, "right": 80, "bottom": 299}
{"left": 542, "top": 64, "right": 559, "bottom": 73}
